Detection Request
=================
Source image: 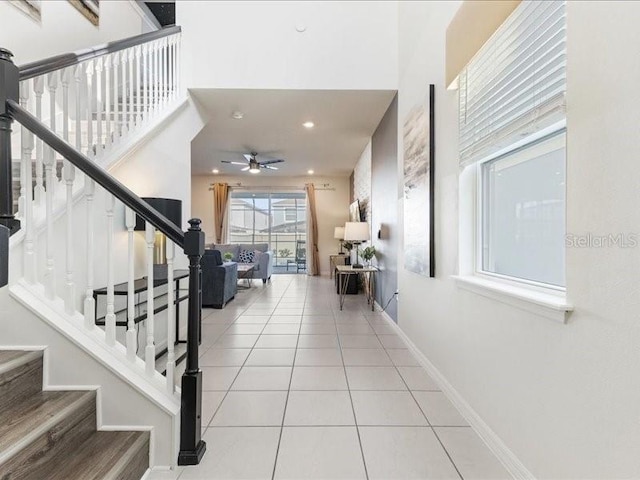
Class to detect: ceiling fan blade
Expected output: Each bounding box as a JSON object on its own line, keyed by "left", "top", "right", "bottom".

{"left": 243, "top": 153, "right": 255, "bottom": 162}
{"left": 259, "top": 159, "right": 285, "bottom": 165}
{"left": 231, "top": 162, "right": 248, "bottom": 165}
{"left": 263, "top": 165, "right": 279, "bottom": 170}
{"left": 241, "top": 166, "right": 250, "bottom": 171}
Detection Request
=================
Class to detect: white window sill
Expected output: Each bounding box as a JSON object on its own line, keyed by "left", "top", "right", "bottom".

{"left": 451, "top": 275, "right": 573, "bottom": 323}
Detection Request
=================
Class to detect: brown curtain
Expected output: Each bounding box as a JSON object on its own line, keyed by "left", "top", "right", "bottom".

{"left": 305, "top": 183, "right": 320, "bottom": 276}
{"left": 213, "top": 183, "right": 229, "bottom": 244}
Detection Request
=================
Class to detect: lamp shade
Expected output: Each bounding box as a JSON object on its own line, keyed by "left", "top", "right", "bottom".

{"left": 134, "top": 197, "right": 183, "bottom": 231}
{"left": 344, "top": 222, "right": 370, "bottom": 242}
{"left": 334, "top": 227, "right": 345, "bottom": 240}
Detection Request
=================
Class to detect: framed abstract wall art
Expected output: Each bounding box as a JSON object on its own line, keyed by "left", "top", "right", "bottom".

{"left": 9, "top": 0, "right": 41, "bottom": 22}
{"left": 402, "top": 84, "right": 435, "bottom": 277}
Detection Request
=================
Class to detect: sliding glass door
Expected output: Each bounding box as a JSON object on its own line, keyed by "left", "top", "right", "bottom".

{"left": 228, "top": 191, "right": 307, "bottom": 272}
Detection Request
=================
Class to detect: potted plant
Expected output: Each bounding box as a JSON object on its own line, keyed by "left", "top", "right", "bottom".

{"left": 278, "top": 248, "right": 292, "bottom": 259}
{"left": 223, "top": 252, "right": 234, "bottom": 263}
{"left": 359, "top": 246, "right": 376, "bottom": 267}
{"left": 342, "top": 242, "right": 354, "bottom": 266}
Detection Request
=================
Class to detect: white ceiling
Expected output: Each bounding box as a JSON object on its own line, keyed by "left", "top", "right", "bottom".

{"left": 190, "top": 89, "right": 396, "bottom": 177}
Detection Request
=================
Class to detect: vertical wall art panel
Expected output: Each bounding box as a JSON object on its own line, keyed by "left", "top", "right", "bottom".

{"left": 68, "top": 0, "right": 99, "bottom": 26}
{"left": 402, "top": 84, "right": 435, "bottom": 277}
{"left": 9, "top": 1, "right": 41, "bottom": 22}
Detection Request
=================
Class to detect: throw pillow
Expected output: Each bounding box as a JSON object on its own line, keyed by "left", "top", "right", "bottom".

{"left": 238, "top": 249, "right": 255, "bottom": 264}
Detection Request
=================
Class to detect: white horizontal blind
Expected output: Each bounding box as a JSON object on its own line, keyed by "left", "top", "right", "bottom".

{"left": 459, "top": 0, "right": 566, "bottom": 167}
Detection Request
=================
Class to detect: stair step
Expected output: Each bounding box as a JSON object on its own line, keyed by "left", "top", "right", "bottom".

{"left": 8, "top": 430, "right": 150, "bottom": 480}
{"left": 0, "top": 389, "right": 97, "bottom": 477}
{"left": 0, "top": 350, "right": 149, "bottom": 479}
{"left": 0, "top": 351, "right": 43, "bottom": 412}
{"left": 0, "top": 390, "right": 88, "bottom": 456}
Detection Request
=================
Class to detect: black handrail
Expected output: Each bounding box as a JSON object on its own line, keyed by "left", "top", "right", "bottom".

{"left": 7, "top": 100, "right": 185, "bottom": 247}
{"left": 19, "top": 25, "right": 181, "bottom": 81}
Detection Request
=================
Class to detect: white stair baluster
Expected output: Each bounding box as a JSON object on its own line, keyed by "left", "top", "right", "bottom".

{"left": 145, "top": 223, "right": 156, "bottom": 375}
{"left": 152, "top": 40, "right": 158, "bottom": 113}
{"left": 33, "top": 76, "right": 44, "bottom": 204}
{"left": 62, "top": 67, "right": 75, "bottom": 314}
{"left": 47, "top": 71, "right": 59, "bottom": 191}
{"left": 21, "top": 82, "right": 36, "bottom": 284}
{"left": 176, "top": 34, "right": 181, "bottom": 94}
{"left": 84, "top": 178, "right": 96, "bottom": 329}
{"left": 125, "top": 208, "right": 137, "bottom": 361}
{"left": 160, "top": 38, "right": 167, "bottom": 106}
{"left": 105, "top": 193, "right": 116, "bottom": 346}
{"left": 74, "top": 64, "right": 84, "bottom": 152}
{"left": 95, "top": 58, "right": 103, "bottom": 158}
{"left": 112, "top": 52, "right": 120, "bottom": 140}
{"left": 120, "top": 50, "right": 128, "bottom": 135}
{"left": 166, "top": 240, "right": 175, "bottom": 393}
{"left": 171, "top": 36, "right": 177, "bottom": 100}
{"left": 85, "top": 60, "right": 95, "bottom": 158}
{"left": 43, "top": 71, "right": 59, "bottom": 300}
{"left": 104, "top": 55, "right": 112, "bottom": 151}
{"left": 142, "top": 44, "right": 149, "bottom": 120}
{"left": 128, "top": 47, "right": 134, "bottom": 130}
{"left": 135, "top": 45, "right": 142, "bottom": 125}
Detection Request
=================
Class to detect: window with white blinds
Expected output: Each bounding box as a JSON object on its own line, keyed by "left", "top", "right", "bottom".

{"left": 458, "top": 0, "right": 566, "bottom": 167}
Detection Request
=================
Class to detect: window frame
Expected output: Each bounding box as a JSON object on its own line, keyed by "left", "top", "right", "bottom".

{"left": 473, "top": 121, "right": 568, "bottom": 295}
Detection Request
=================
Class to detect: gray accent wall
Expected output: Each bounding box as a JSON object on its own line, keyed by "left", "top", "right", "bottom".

{"left": 371, "top": 95, "right": 398, "bottom": 321}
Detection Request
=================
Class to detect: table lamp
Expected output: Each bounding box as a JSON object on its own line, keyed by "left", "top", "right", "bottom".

{"left": 344, "top": 222, "right": 370, "bottom": 269}
{"left": 135, "top": 197, "right": 182, "bottom": 279}
{"left": 334, "top": 226, "right": 345, "bottom": 254}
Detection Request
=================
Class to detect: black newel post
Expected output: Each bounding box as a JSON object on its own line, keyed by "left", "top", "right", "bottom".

{"left": 0, "top": 48, "right": 20, "bottom": 235}
{"left": 178, "top": 218, "right": 206, "bottom": 466}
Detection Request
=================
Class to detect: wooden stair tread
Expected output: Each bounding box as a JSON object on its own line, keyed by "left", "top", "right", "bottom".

{"left": 28, "top": 430, "right": 150, "bottom": 480}
{"left": 0, "top": 351, "right": 29, "bottom": 365}
{"left": 0, "top": 390, "right": 88, "bottom": 455}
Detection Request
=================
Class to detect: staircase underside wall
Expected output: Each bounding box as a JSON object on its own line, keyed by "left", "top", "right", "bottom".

{"left": 0, "top": 286, "right": 176, "bottom": 468}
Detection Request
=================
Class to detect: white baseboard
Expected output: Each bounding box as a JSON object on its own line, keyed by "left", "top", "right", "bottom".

{"left": 373, "top": 302, "right": 534, "bottom": 480}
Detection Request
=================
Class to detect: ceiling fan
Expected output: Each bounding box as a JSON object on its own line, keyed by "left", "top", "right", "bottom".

{"left": 221, "top": 152, "right": 284, "bottom": 173}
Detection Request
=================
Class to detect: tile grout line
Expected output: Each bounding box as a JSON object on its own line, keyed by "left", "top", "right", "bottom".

{"left": 366, "top": 313, "right": 465, "bottom": 480}
{"left": 270, "top": 277, "right": 305, "bottom": 480}
{"left": 201, "top": 278, "right": 273, "bottom": 435}
{"left": 333, "top": 305, "right": 370, "bottom": 480}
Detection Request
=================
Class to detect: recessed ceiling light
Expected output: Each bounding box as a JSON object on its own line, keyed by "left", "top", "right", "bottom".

{"left": 231, "top": 111, "right": 244, "bottom": 120}
{"left": 295, "top": 24, "right": 306, "bottom": 33}
{"left": 303, "top": 121, "right": 315, "bottom": 129}
{"left": 308, "top": 169, "right": 314, "bottom": 175}
{"left": 212, "top": 169, "right": 219, "bottom": 174}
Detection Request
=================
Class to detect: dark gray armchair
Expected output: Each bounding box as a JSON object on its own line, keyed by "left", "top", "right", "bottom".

{"left": 200, "top": 250, "right": 238, "bottom": 309}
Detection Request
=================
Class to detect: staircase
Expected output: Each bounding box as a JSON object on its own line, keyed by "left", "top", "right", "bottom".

{"left": 0, "top": 350, "right": 149, "bottom": 479}
{"left": 0, "top": 25, "right": 207, "bottom": 474}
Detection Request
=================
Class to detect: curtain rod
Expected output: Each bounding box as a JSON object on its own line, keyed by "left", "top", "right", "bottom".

{"left": 209, "top": 183, "right": 335, "bottom": 191}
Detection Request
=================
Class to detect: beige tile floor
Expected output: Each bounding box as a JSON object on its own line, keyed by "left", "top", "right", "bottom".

{"left": 152, "top": 274, "right": 511, "bottom": 480}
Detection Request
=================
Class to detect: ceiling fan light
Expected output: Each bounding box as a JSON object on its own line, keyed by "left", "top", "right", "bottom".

{"left": 249, "top": 166, "right": 260, "bottom": 173}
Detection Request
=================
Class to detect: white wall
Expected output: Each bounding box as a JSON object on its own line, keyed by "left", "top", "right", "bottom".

{"left": 395, "top": 1, "right": 640, "bottom": 478}
{"left": 0, "top": 1, "right": 150, "bottom": 65}
{"left": 192, "top": 175, "right": 350, "bottom": 275}
{"left": 177, "top": 0, "right": 397, "bottom": 90}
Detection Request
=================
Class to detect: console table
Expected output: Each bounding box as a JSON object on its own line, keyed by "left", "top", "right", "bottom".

{"left": 335, "top": 265, "right": 378, "bottom": 311}
{"left": 329, "top": 254, "right": 349, "bottom": 278}
{"left": 93, "top": 270, "right": 190, "bottom": 370}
